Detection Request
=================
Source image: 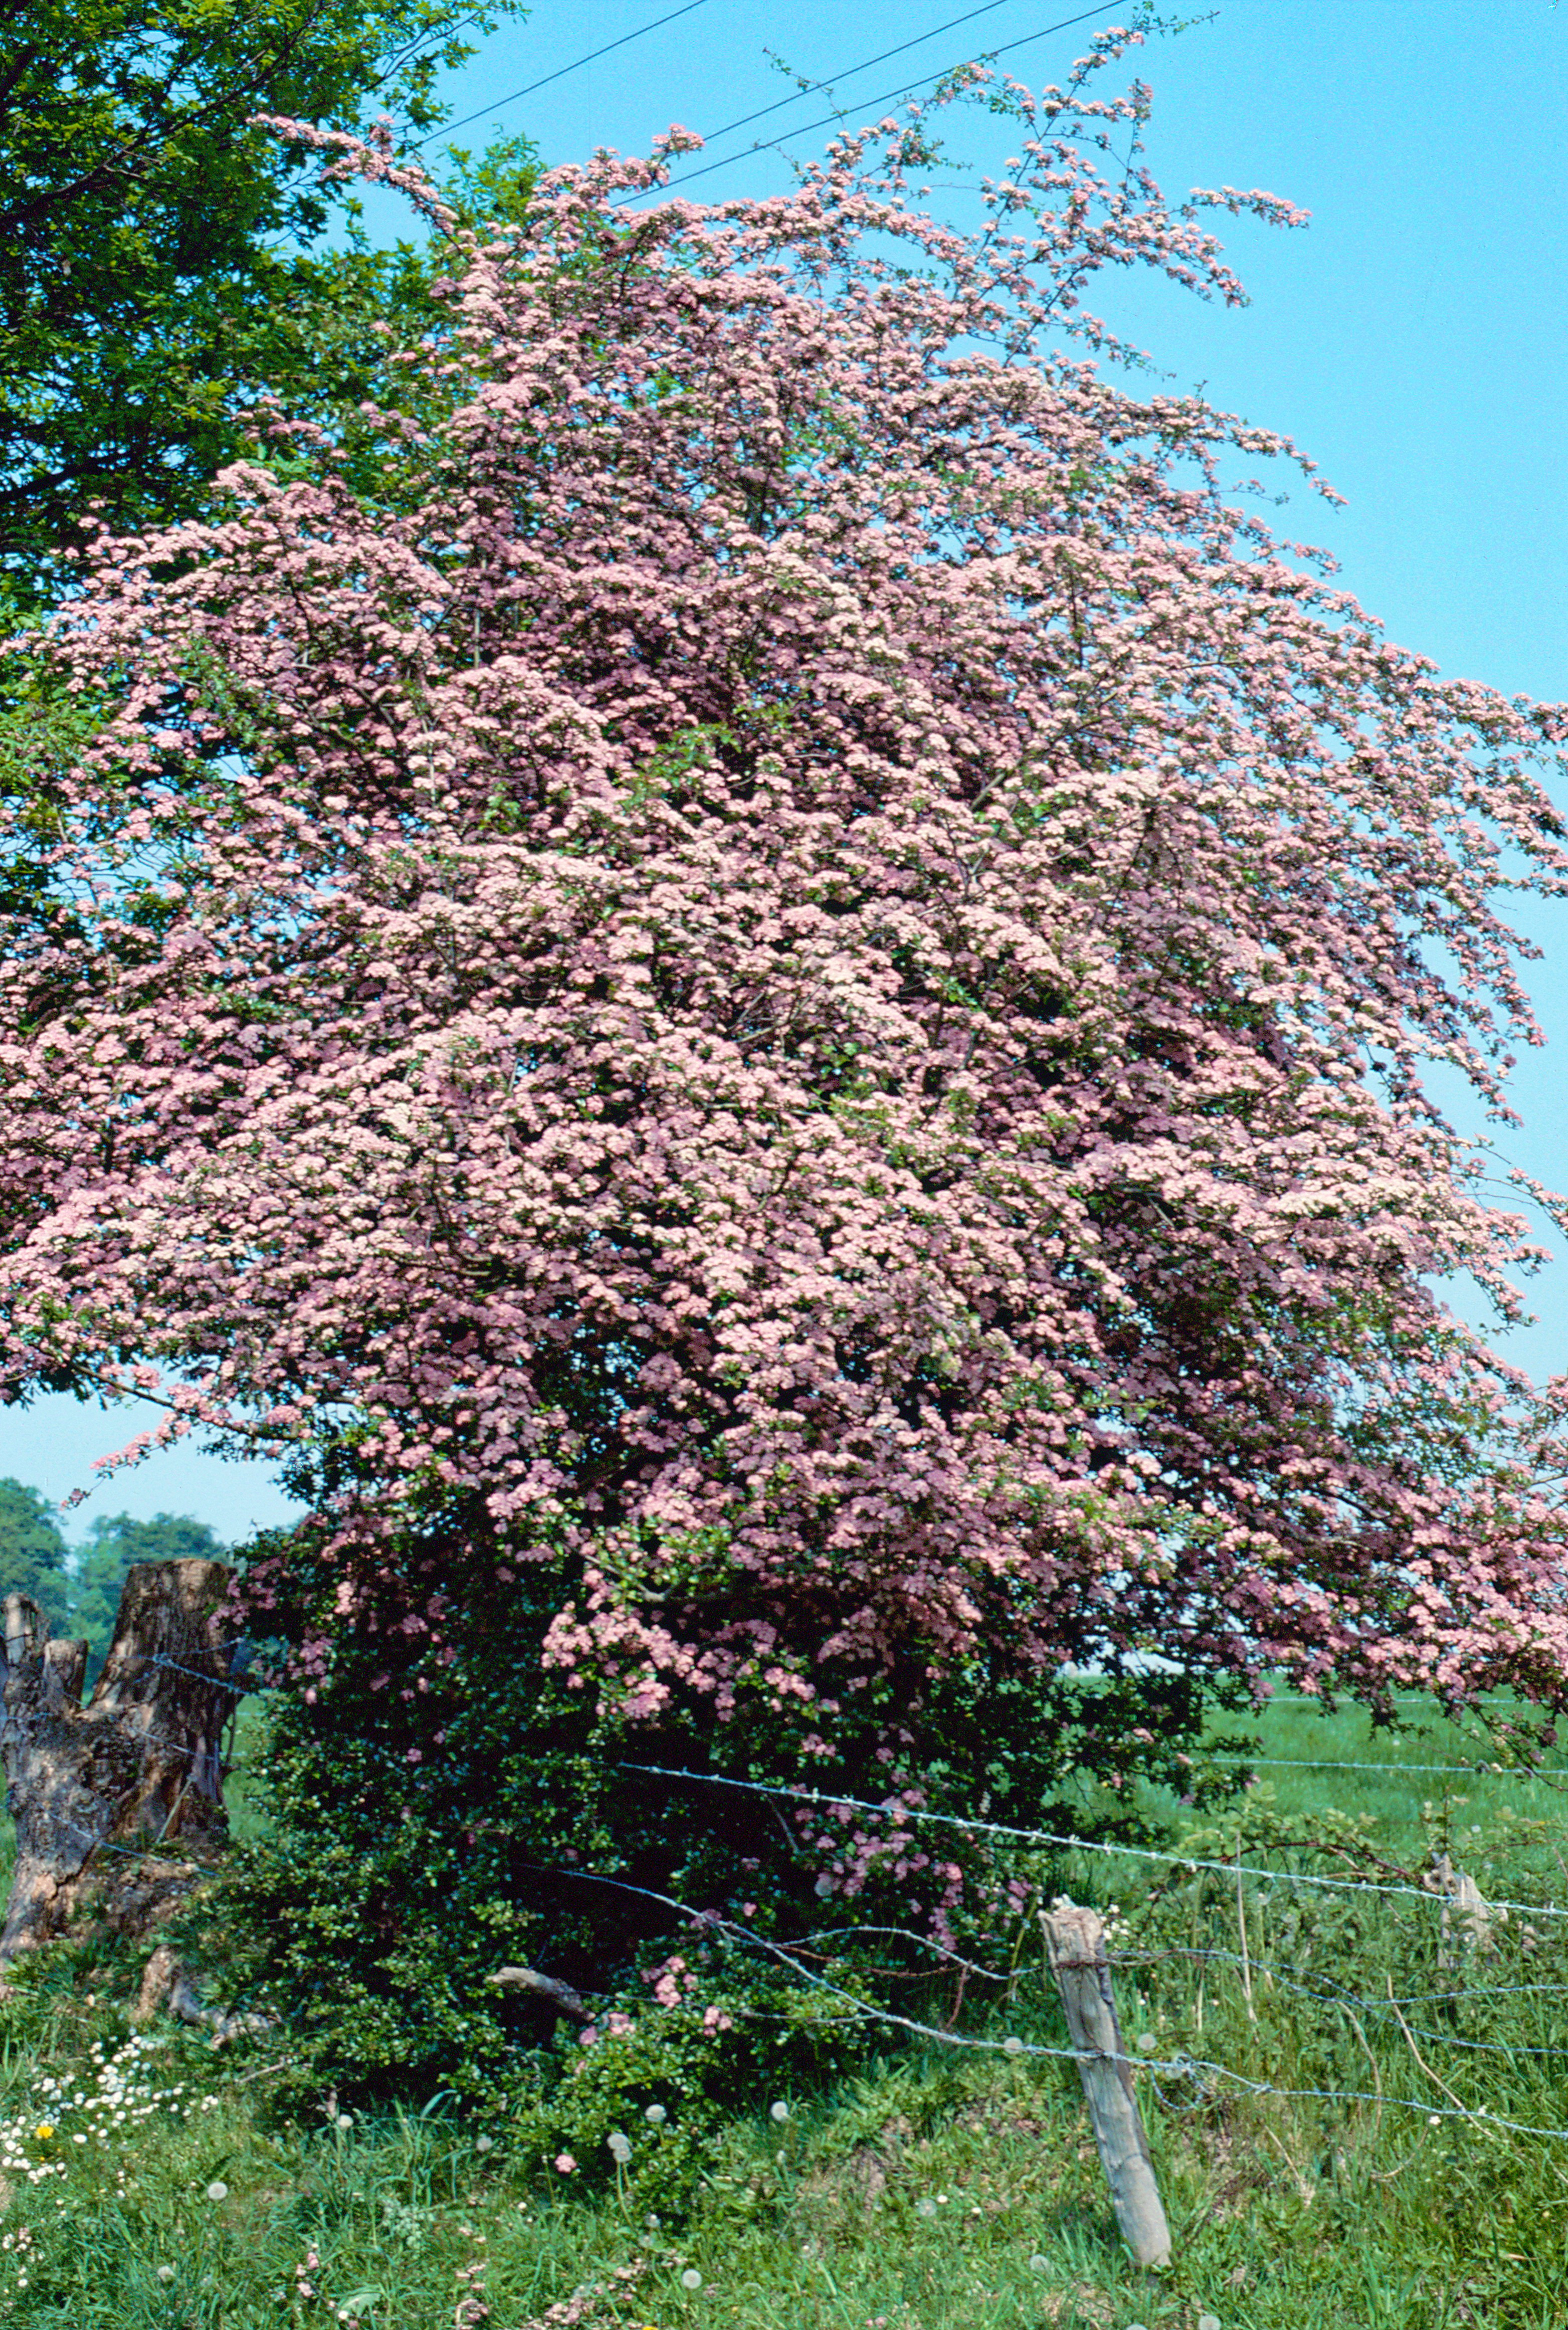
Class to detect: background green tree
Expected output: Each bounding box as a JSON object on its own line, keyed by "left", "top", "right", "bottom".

{"left": 0, "top": 4, "right": 538, "bottom": 982}
{"left": 0, "top": 0, "right": 532, "bottom": 604}
{"left": 0, "top": 1478, "right": 69, "bottom": 1634}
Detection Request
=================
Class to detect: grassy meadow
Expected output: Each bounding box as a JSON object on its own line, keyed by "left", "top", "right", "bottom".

{"left": 0, "top": 1693, "right": 1565, "bottom": 2327}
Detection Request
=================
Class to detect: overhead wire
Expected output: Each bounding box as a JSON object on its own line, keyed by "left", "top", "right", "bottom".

{"left": 681, "top": 0, "right": 1059, "bottom": 155}
{"left": 419, "top": 0, "right": 1103, "bottom": 168}
{"left": 625, "top": 3, "right": 1113, "bottom": 199}
{"left": 418, "top": 0, "right": 711, "bottom": 147}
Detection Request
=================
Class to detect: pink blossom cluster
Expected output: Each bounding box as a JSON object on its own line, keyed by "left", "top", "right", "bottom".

{"left": 643, "top": 1956, "right": 699, "bottom": 2011}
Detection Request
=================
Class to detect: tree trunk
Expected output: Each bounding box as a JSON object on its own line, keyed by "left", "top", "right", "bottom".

{"left": 0, "top": 1559, "right": 235, "bottom": 1960}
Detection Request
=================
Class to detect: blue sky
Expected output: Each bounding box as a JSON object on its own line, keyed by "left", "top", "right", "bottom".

{"left": 4, "top": 0, "right": 1562, "bottom": 1540}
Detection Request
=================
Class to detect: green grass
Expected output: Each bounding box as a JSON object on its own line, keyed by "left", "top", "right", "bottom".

{"left": 1193, "top": 1687, "right": 1568, "bottom": 1853}
{"left": 1, "top": 1694, "right": 1567, "bottom": 2326}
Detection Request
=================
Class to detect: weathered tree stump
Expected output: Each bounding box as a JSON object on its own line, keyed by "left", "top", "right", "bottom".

{"left": 0, "top": 1558, "right": 235, "bottom": 1959}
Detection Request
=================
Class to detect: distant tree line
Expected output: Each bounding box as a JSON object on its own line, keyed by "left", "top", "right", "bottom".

{"left": 0, "top": 1479, "right": 224, "bottom": 1682}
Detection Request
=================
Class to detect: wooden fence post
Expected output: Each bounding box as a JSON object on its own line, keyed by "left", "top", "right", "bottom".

{"left": 1426, "top": 1853, "right": 1501, "bottom": 1971}
{"left": 1042, "top": 1894, "right": 1172, "bottom": 2270}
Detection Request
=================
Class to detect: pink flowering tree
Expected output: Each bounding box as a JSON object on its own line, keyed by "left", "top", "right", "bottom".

{"left": 3, "top": 32, "right": 1567, "bottom": 2051}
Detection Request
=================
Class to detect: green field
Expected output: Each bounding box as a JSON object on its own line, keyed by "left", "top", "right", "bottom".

{"left": 0, "top": 1693, "right": 1563, "bottom": 2327}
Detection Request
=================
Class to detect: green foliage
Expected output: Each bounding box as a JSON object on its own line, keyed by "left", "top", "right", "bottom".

{"left": 213, "top": 1509, "right": 1222, "bottom": 2116}
{"left": 67, "top": 1508, "right": 226, "bottom": 1682}
{"left": 0, "top": 1475, "right": 69, "bottom": 1631}
{"left": 215, "top": 1800, "right": 540, "bottom": 2108}
{"left": 506, "top": 1959, "right": 884, "bottom": 2220}
{"left": 0, "top": 0, "right": 532, "bottom": 601}
{"left": 210, "top": 1530, "right": 617, "bottom": 2109}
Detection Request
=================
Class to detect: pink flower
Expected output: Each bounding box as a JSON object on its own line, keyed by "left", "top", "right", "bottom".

{"left": 553, "top": 2153, "right": 576, "bottom": 2175}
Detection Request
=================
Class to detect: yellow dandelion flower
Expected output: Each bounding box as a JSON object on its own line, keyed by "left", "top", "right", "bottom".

{"left": 32, "top": 2124, "right": 52, "bottom": 2142}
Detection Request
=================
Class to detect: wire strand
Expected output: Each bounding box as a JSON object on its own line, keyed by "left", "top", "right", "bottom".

{"left": 146, "top": 1654, "right": 253, "bottom": 1696}
{"left": 616, "top": 4, "right": 1111, "bottom": 201}
{"left": 620, "top": 1762, "right": 1568, "bottom": 1922}
{"left": 419, "top": 0, "right": 710, "bottom": 147}
{"left": 1136, "top": 1947, "right": 1568, "bottom": 2061}
{"left": 1195, "top": 1754, "right": 1561, "bottom": 1781}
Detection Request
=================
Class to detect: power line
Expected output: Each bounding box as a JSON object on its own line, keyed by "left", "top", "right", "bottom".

{"left": 419, "top": 0, "right": 710, "bottom": 148}
{"left": 628, "top": 3, "right": 1112, "bottom": 200}
{"left": 688, "top": 0, "right": 1045, "bottom": 155}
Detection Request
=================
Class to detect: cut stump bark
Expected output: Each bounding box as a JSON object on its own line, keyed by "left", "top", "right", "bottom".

{"left": 0, "top": 1559, "right": 235, "bottom": 1960}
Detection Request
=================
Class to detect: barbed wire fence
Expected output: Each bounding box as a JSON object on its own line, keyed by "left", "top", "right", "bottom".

{"left": 72, "top": 1676, "right": 1568, "bottom": 2224}
{"left": 574, "top": 1757, "right": 1568, "bottom": 2224}
{"left": 619, "top": 1762, "right": 1568, "bottom": 1924}
{"left": 541, "top": 1849, "right": 1568, "bottom": 2135}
